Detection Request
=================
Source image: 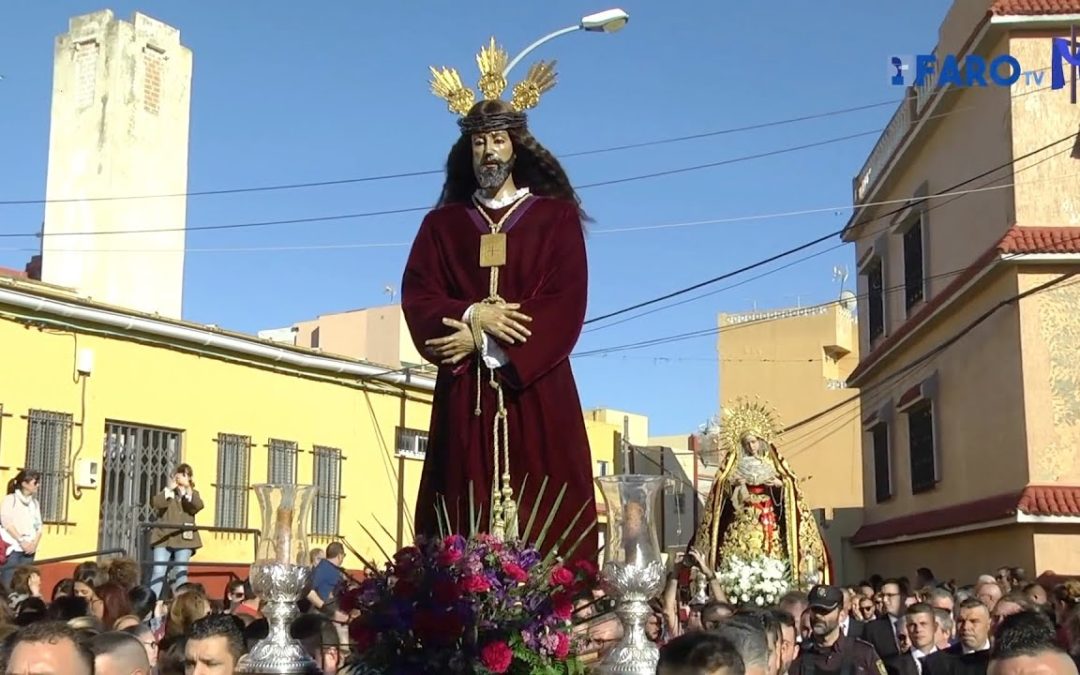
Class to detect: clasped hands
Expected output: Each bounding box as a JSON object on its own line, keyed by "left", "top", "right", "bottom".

{"left": 425, "top": 302, "right": 533, "bottom": 366}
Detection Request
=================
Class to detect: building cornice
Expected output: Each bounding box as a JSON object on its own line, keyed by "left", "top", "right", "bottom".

{"left": 0, "top": 283, "right": 436, "bottom": 393}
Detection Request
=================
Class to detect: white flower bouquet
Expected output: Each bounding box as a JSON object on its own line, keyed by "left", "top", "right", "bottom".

{"left": 716, "top": 555, "right": 792, "bottom": 607}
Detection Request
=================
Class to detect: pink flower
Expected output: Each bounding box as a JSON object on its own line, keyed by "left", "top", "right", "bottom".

{"left": 480, "top": 640, "right": 513, "bottom": 673}
{"left": 553, "top": 631, "right": 571, "bottom": 660}
{"left": 438, "top": 547, "right": 463, "bottom": 566}
{"left": 502, "top": 563, "right": 528, "bottom": 583}
{"left": 550, "top": 565, "right": 575, "bottom": 588}
{"left": 460, "top": 574, "right": 491, "bottom": 593}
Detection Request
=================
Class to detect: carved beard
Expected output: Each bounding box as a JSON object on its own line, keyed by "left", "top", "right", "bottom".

{"left": 475, "top": 156, "right": 514, "bottom": 190}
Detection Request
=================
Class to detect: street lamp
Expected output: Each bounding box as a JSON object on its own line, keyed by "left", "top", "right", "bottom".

{"left": 502, "top": 8, "right": 630, "bottom": 77}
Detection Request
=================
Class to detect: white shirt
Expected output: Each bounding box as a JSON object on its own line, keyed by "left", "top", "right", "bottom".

{"left": 910, "top": 646, "right": 938, "bottom": 674}
{"left": 962, "top": 640, "right": 990, "bottom": 654}
{"left": 462, "top": 305, "right": 509, "bottom": 369}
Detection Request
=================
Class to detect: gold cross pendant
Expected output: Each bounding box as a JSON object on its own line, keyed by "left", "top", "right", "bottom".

{"left": 479, "top": 232, "right": 507, "bottom": 268}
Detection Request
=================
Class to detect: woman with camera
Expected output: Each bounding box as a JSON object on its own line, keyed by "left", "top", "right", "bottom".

{"left": 148, "top": 464, "right": 203, "bottom": 599}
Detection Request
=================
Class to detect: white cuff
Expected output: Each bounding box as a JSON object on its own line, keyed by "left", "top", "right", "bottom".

{"left": 463, "top": 305, "right": 509, "bottom": 369}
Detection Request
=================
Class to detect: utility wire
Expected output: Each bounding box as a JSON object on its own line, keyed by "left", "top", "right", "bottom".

{"left": 3, "top": 62, "right": 1061, "bottom": 207}
{"left": 780, "top": 273, "right": 1080, "bottom": 436}
{"left": 646, "top": 272, "right": 1080, "bottom": 494}
{"left": 10, "top": 169, "right": 1067, "bottom": 253}
{"left": 581, "top": 144, "right": 1074, "bottom": 334}
{"left": 580, "top": 130, "right": 1080, "bottom": 327}
{"left": 0, "top": 85, "right": 1063, "bottom": 241}
{"left": 573, "top": 264, "right": 978, "bottom": 358}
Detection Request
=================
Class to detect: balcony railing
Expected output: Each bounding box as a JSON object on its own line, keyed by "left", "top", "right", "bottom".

{"left": 853, "top": 88, "right": 918, "bottom": 203}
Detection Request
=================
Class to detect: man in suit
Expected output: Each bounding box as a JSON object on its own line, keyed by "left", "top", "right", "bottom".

{"left": 865, "top": 579, "right": 905, "bottom": 660}
{"left": 842, "top": 588, "right": 867, "bottom": 640}
{"left": 925, "top": 598, "right": 990, "bottom": 675}
{"left": 888, "top": 603, "right": 950, "bottom": 675}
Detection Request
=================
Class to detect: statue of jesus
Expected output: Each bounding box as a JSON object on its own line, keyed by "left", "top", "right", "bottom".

{"left": 401, "top": 39, "right": 597, "bottom": 564}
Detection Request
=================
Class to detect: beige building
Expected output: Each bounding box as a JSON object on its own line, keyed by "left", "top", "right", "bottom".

{"left": 40, "top": 10, "right": 191, "bottom": 318}
{"left": 844, "top": 0, "right": 1080, "bottom": 580}
{"left": 260, "top": 304, "right": 427, "bottom": 370}
{"left": 718, "top": 303, "right": 864, "bottom": 581}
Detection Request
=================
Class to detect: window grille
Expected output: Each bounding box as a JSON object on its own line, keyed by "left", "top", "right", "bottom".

{"left": 215, "top": 434, "right": 251, "bottom": 529}
{"left": 25, "top": 410, "right": 73, "bottom": 522}
{"left": 267, "top": 439, "right": 298, "bottom": 485}
{"left": 312, "top": 446, "right": 342, "bottom": 536}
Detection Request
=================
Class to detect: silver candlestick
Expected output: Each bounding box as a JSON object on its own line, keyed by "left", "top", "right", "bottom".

{"left": 595, "top": 475, "right": 667, "bottom": 675}
{"left": 235, "top": 484, "right": 320, "bottom": 675}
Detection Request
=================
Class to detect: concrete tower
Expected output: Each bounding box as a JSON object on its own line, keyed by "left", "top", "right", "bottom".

{"left": 41, "top": 10, "right": 192, "bottom": 318}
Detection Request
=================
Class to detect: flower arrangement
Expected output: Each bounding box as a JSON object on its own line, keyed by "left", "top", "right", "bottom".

{"left": 340, "top": 533, "right": 599, "bottom": 674}
{"left": 716, "top": 554, "right": 791, "bottom": 607}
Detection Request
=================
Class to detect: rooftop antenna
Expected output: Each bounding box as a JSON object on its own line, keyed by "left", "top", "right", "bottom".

{"left": 384, "top": 285, "right": 396, "bottom": 304}
{"left": 832, "top": 265, "right": 850, "bottom": 296}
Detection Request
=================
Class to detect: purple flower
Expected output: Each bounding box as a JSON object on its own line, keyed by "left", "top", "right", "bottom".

{"left": 518, "top": 549, "right": 541, "bottom": 570}
{"left": 539, "top": 630, "right": 561, "bottom": 656}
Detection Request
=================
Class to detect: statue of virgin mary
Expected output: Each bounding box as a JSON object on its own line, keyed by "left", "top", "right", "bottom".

{"left": 692, "top": 398, "right": 832, "bottom": 587}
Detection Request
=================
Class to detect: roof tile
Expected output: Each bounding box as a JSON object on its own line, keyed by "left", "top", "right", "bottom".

{"left": 852, "top": 485, "right": 1080, "bottom": 545}
{"left": 991, "top": 0, "right": 1080, "bottom": 15}
{"left": 1018, "top": 484, "right": 1080, "bottom": 516}
{"left": 848, "top": 226, "right": 1080, "bottom": 383}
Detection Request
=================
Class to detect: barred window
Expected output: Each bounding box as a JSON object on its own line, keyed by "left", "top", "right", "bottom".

{"left": 25, "top": 410, "right": 73, "bottom": 522}
{"left": 395, "top": 428, "right": 428, "bottom": 460}
{"left": 312, "top": 446, "right": 342, "bottom": 536}
{"left": 215, "top": 434, "right": 250, "bottom": 529}
{"left": 267, "top": 439, "right": 297, "bottom": 485}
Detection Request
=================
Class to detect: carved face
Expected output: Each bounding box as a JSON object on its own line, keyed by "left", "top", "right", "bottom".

{"left": 471, "top": 130, "right": 515, "bottom": 190}
{"left": 741, "top": 433, "right": 766, "bottom": 456}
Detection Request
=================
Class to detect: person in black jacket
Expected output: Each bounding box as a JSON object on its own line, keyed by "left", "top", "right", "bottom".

{"left": 789, "top": 585, "right": 886, "bottom": 675}
{"left": 864, "top": 580, "right": 905, "bottom": 661}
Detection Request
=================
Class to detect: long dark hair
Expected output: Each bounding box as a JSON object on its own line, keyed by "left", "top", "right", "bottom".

{"left": 436, "top": 99, "right": 590, "bottom": 224}
{"left": 7, "top": 469, "right": 41, "bottom": 495}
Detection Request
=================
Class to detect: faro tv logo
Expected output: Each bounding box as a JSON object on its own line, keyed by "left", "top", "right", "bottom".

{"left": 888, "top": 34, "right": 1080, "bottom": 104}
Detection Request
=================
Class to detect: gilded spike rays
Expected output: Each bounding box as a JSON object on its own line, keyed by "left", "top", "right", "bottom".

{"left": 511, "top": 61, "right": 557, "bottom": 111}
{"left": 429, "top": 66, "right": 476, "bottom": 116}
{"left": 428, "top": 36, "right": 559, "bottom": 116}
{"left": 719, "top": 396, "right": 782, "bottom": 456}
{"left": 476, "top": 37, "right": 509, "bottom": 100}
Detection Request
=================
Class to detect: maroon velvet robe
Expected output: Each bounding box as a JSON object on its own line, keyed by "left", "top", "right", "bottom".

{"left": 401, "top": 195, "right": 598, "bottom": 564}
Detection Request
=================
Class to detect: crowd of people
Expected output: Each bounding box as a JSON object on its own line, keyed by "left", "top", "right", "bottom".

{"left": 0, "top": 547, "right": 358, "bottom": 674}
{"left": 642, "top": 558, "right": 1080, "bottom": 675}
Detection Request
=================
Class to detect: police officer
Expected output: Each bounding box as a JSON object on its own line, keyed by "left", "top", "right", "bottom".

{"left": 789, "top": 585, "right": 888, "bottom": 675}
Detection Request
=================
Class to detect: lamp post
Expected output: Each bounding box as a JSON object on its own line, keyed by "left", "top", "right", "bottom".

{"left": 503, "top": 8, "right": 629, "bottom": 77}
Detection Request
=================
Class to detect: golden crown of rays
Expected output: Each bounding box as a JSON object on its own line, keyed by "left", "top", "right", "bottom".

{"left": 429, "top": 37, "right": 558, "bottom": 116}
{"left": 719, "top": 397, "right": 783, "bottom": 454}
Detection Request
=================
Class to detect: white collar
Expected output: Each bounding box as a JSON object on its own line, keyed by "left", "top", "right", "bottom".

{"left": 473, "top": 187, "right": 530, "bottom": 209}
{"left": 963, "top": 640, "right": 990, "bottom": 654}
{"left": 912, "top": 646, "right": 937, "bottom": 659}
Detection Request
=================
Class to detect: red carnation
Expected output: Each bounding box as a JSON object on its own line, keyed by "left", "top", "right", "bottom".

{"left": 551, "top": 592, "right": 574, "bottom": 621}
{"left": 433, "top": 577, "right": 462, "bottom": 604}
{"left": 414, "top": 608, "right": 464, "bottom": 647}
{"left": 502, "top": 563, "right": 528, "bottom": 583}
{"left": 393, "top": 578, "right": 417, "bottom": 598}
{"left": 480, "top": 640, "right": 513, "bottom": 673}
{"left": 460, "top": 574, "right": 491, "bottom": 593}
{"left": 572, "top": 559, "right": 599, "bottom": 579}
{"left": 550, "top": 565, "right": 575, "bottom": 588}
{"left": 553, "top": 631, "right": 571, "bottom": 660}
{"left": 348, "top": 620, "right": 377, "bottom": 651}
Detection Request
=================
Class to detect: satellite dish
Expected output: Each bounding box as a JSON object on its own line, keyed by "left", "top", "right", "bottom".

{"left": 839, "top": 290, "right": 857, "bottom": 311}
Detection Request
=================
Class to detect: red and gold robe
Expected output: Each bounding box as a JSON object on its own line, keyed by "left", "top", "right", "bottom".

{"left": 401, "top": 195, "right": 598, "bottom": 564}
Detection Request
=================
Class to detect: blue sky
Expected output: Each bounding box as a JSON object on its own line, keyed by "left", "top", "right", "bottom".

{"left": 0, "top": 1, "right": 952, "bottom": 435}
